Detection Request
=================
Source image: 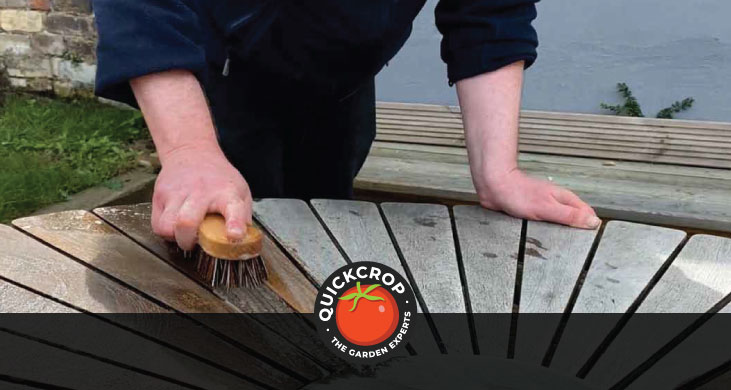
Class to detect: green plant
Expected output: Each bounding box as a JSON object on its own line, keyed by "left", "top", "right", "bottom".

{"left": 656, "top": 97, "right": 695, "bottom": 119}
{"left": 601, "top": 83, "right": 644, "bottom": 117}
{"left": 601, "top": 83, "right": 694, "bottom": 119}
{"left": 0, "top": 93, "right": 150, "bottom": 222}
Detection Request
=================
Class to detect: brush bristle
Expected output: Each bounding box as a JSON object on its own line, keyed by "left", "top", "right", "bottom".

{"left": 195, "top": 251, "right": 268, "bottom": 289}
{"left": 169, "top": 243, "right": 267, "bottom": 289}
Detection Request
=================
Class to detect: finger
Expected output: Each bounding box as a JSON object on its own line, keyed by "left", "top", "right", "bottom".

{"left": 538, "top": 201, "right": 601, "bottom": 230}
{"left": 213, "top": 195, "right": 251, "bottom": 240}
{"left": 155, "top": 195, "right": 185, "bottom": 241}
{"left": 174, "top": 194, "right": 208, "bottom": 251}
{"left": 553, "top": 187, "right": 598, "bottom": 217}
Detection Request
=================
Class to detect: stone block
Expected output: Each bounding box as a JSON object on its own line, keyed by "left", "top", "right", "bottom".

{"left": 26, "top": 76, "right": 52, "bottom": 91}
{"left": 0, "top": 0, "right": 28, "bottom": 9}
{"left": 45, "top": 13, "right": 94, "bottom": 36}
{"left": 5, "top": 55, "right": 52, "bottom": 78}
{"left": 0, "top": 10, "right": 44, "bottom": 33}
{"left": 0, "top": 33, "right": 31, "bottom": 55}
{"left": 53, "top": 0, "right": 92, "bottom": 14}
{"left": 63, "top": 35, "right": 95, "bottom": 62}
{"left": 31, "top": 32, "right": 65, "bottom": 55}
{"left": 52, "top": 57, "right": 95, "bottom": 85}
{"left": 8, "top": 76, "right": 27, "bottom": 88}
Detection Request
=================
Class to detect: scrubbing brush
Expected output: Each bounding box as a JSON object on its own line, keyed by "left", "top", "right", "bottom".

{"left": 191, "top": 214, "right": 268, "bottom": 289}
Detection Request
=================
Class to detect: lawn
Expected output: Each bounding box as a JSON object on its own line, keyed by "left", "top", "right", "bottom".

{"left": 0, "top": 93, "right": 150, "bottom": 223}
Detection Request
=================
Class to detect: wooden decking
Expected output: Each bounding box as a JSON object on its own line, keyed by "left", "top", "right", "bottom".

{"left": 356, "top": 102, "right": 731, "bottom": 233}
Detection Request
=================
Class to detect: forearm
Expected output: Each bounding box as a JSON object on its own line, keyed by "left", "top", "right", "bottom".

{"left": 130, "top": 70, "right": 223, "bottom": 165}
{"left": 456, "top": 61, "right": 524, "bottom": 187}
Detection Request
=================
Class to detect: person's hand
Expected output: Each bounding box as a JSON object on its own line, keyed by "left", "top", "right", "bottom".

{"left": 151, "top": 146, "right": 253, "bottom": 250}
{"left": 474, "top": 168, "right": 601, "bottom": 229}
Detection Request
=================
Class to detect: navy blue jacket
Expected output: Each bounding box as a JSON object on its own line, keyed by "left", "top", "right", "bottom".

{"left": 93, "top": 0, "right": 539, "bottom": 106}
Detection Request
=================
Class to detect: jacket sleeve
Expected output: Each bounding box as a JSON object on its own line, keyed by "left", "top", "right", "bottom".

{"left": 92, "top": 0, "right": 207, "bottom": 106}
{"left": 435, "top": 0, "right": 539, "bottom": 85}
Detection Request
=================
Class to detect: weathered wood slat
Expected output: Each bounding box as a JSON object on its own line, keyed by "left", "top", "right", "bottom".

{"left": 377, "top": 115, "right": 731, "bottom": 140}
{"left": 12, "top": 211, "right": 236, "bottom": 314}
{"left": 375, "top": 133, "right": 731, "bottom": 168}
{"left": 375, "top": 101, "right": 731, "bottom": 169}
{"left": 0, "top": 224, "right": 167, "bottom": 314}
{"left": 356, "top": 144, "right": 731, "bottom": 233}
{"left": 309, "top": 200, "right": 402, "bottom": 270}
{"left": 380, "top": 203, "right": 472, "bottom": 354}
{"left": 515, "top": 221, "right": 598, "bottom": 364}
{"left": 253, "top": 199, "right": 347, "bottom": 286}
{"left": 585, "top": 234, "right": 731, "bottom": 388}
{"left": 0, "top": 280, "right": 76, "bottom": 313}
{"left": 11, "top": 212, "right": 306, "bottom": 389}
{"left": 93, "top": 204, "right": 335, "bottom": 380}
{"left": 376, "top": 101, "right": 731, "bottom": 131}
{"left": 0, "top": 330, "right": 192, "bottom": 390}
{"left": 377, "top": 125, "right": 731, "bottom": 155}
{"left": 550, "top": 222, "right": 686, "bottom": 374}
{"left": 453, "top": 206, "right": 521, "bottom": 358}
{"left": 93, "top": 204, "right": 316, "bottom": 314}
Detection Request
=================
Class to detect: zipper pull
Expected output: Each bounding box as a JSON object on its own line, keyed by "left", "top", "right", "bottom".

{"left": 222, "top": 57, "right": 230, "bottom": 77}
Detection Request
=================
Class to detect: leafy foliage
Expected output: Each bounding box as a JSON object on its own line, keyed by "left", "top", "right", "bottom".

{"left": 0, "top": 94, "right": 149, "bottom": 222}
{"left": 656, "top": 97, "right": 695, "bottom": 119}
{"left": 601, "top": 83, "right": 694, "bottom": 119}
{"left": 600, "top": 83, "right": 645, "bottom": 117}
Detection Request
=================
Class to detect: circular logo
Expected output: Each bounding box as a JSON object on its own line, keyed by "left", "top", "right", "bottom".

{"left": 315, "top": 262, "right": 417, "bottom": 361}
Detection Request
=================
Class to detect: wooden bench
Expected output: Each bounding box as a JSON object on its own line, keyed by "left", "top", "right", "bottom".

{"left": 356, "top": 102, "right": 731, "bottom": 233}
{"left": 1, "top": 200, "right": 729, "bottom": 388}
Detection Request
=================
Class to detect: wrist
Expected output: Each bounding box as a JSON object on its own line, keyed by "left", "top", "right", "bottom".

{"left": 158, "top": 141, "right": 225, "bottom": 166}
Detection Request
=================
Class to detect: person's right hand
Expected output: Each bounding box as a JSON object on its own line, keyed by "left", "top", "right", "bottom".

{"left": 151, "top": 146, "right": 253, "bottom": 251}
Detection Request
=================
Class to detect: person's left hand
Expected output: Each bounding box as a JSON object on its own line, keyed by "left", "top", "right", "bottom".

{"left": 474, "top": 168, "right": 601, "bottom": 229}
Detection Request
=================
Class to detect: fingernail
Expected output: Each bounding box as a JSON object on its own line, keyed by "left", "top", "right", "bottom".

{"left": 587, "top": 216, "right": 602, "bottom": 229}
{"left": 228, "top": 226, "right": 243, "bottom": 237}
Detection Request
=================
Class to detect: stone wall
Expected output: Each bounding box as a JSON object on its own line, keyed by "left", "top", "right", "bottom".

{"left": 0, "top": 0, "right": 96, "bottom": 97}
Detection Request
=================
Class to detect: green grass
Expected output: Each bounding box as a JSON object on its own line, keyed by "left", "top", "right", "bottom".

{"left": 0, "top": 93, "right": 150, "bottom": 223}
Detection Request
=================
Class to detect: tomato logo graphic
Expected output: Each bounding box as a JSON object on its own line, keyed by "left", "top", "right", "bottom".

{"left": 336, "top": 282, "right": 399, "bottom": 346}
{"left": 315, "top": 262, "right": 416, "bottom": 361}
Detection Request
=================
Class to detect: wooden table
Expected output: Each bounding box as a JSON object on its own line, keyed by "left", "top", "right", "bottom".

{"left": 1, "top": 199, "right": 729, "bottom": 389}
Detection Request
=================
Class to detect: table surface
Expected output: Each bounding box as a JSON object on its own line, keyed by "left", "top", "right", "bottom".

{"left": 1, "top": 199, "right": 729, "bottom": 389}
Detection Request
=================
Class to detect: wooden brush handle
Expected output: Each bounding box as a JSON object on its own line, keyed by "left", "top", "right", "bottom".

{"left": 197, "top": 214, "right": 262, "bottom": 260}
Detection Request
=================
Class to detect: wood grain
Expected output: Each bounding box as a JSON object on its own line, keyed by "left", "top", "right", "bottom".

{"left": 0, "top": 224, "right": 167, "bottom": 313}
{"left": 12, "top": 211, "right": 236, "bottom": 314}
{"left": 309, "top": 200, "right": 405, "bottom": 282}
{"left": 515, "top": 221, "right": 598, "bottom": 364}
{"left": 380, "top": 202, "right": 472, "bottom": 354}
{"left": 585, "top": 234, "right": 731, "bottom": 388}
{"left": 253, "top": 199, "right": 347, "bottom": 286}
{"left": 93, "top": 204, "right": 337, "bottom": 378}
{"left": 551, "top": 221, "right": 686, "bottom": 374}
{"left": 94, "top": 204, "right": 317, "bottom": 314}
{"left": 374, "top": 101, "right": 731, "bottom": 169}
{"left": 11, "top": 212, "right": 307, "bottom": 388}
{"left": 0, "top": 280, "right": 76, "bottom": 313}
{"left": 356, "top": 144, "right": 731, "bottom": 233}
{"left": 453, "top": 206, "right": 521, "bottom": 358}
